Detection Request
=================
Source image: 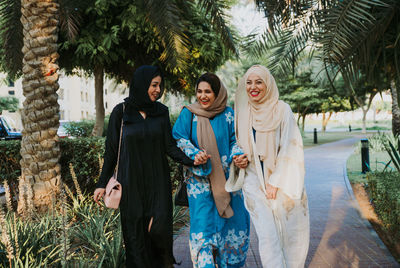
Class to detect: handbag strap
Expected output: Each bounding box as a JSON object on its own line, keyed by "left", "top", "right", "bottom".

{"left": 114, "top": 104, "right": 125, "bottom": 180}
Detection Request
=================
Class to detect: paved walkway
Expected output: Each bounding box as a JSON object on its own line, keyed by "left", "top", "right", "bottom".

{"left": 173, "top": 138, "right": 399, "bottom": 267}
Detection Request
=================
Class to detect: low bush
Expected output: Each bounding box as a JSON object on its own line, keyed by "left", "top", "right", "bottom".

{"left": 63, "top": 116, "right": 110, "bottom": 138}
{"left": 367, "top": 171, "right": 400, "bottom": 245}
{"left": 0, "top": 140, "right": 20, "bottom": 196}
{"left": 59, "top": 137, "right": 105, "bottom": 193}
{"left": 63, "top": 120, "right": 95, "bottom": 137}
{"left": 0, "top": 138, "right": 105, "bottom": 194}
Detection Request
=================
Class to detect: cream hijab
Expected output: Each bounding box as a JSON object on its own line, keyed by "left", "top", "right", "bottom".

{"left": 235, "top": 65, "right": 286, "bottom": 179}
{"left": 186, "top": 81, "right": 233, "bottom": 219}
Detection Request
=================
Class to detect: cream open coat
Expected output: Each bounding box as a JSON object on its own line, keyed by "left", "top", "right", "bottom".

{"left": 226, "top": 66, "right": 309, "bottom": 268}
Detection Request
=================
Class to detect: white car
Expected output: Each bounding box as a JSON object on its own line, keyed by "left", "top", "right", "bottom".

{"left": 57, "top": 120, "right": 70, "bottom": 138}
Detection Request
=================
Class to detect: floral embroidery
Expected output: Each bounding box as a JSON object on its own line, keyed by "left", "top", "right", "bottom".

{"left": 177, "top": 138, "right": 199, "bottom": 159}
{"left": 221, "top": 155, "right": 228, "bottom": 172}
{"left": 197, "top": 251, "right": 213, "bottom": 267}
{"left": 225, "top": 111, "right": 233, "bottom": 124}
{"left": 225, "top": 229, "right": 249, "bottom": 250}
{"left": 187, "top": 177, "right": 210, "bottom": 198}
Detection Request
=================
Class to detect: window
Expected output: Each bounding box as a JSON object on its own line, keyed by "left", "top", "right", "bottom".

{"left": 105, "top": 89, "right": 108, "bottom": 95}
{"left": 85, "top": 92, "right": 88, "bottom": 102}
{"left": 81, "top": 111, "right": 84, "bottom": 118}
{"left": 81, "top": 92, "right": 84, "bottom": 102}
{"left": 8, "top": 90, "right": 15, "bottom": 95}
{"left": 105, "top": 102, "right": 108, "bottom": 109}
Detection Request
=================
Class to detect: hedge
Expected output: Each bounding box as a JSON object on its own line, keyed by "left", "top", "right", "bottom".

{"left": 367, "top": 171, "right": 400, "bottom": 244}
{"left": 0, "top": 138, "right": 105, "bottom": 194}
{"left": 0, "top": 138, "right": 182, "bottom": 195}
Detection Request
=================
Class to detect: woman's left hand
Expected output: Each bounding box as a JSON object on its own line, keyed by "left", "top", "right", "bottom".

{"left": 194, "top": 150, "right": 210, "bottom": 165}
{"left": 233, "top": 154, "right": 248, "bottom": 169}
{"left": 265, "top": 183, "right": 278, "bottom": 200}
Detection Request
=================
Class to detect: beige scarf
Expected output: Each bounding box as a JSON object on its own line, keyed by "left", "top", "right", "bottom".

{"left": 236, "top": 65, "right": 285, "bottom": 180}
{"left": 186, "top": 82, "right": 233, "bottom": 218}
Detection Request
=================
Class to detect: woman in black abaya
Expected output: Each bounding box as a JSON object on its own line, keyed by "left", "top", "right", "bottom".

{"left": 94, "top": 65, "right": 208, "bottom": 267}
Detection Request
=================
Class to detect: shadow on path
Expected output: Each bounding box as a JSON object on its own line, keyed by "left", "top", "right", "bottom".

{"left": 174, "top": 138, "right": 399, "bottom": 267}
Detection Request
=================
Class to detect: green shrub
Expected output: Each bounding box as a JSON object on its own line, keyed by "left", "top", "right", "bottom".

{"left": 367, "top": 171, "right": 400, "bottom": 245}
{"left": 0, "top": 140, "right": 21, "bottom": 197}
{"left": 59, "top": 137, "right": 105, "bottom": 193}
{"left": 64, "top": 121, "right": 95, "bottom": 137}
{"left": 64, "top": 116, "right": 110, "bottom": 137}
{"left": 0, "top": 138, "right": 105, "bottom": 194}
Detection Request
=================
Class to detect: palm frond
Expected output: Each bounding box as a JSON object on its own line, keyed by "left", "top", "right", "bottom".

{"left": 198, "top": 0, "right": 237, "bottom": 55}
{"left": 317, "top": 0, "right": 389, "bottom": 65}
{"left": 0, "top": 0, "right": 22, "bottom": 79}
{"left": 58, "top": 0, "right": 89, "bottom": 40}
{"left": 243, "top": 15, "right": 314, "bottom": 75}
{"left": 255, "top": 0, "right": 318, "bottom": 31}
{"left": 141, "top": 0, "right": 190, "bottom": 67}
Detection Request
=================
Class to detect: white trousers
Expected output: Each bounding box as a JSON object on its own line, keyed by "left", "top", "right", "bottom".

{"left": 242, "top": 168, "right": 309, "bottom": 268}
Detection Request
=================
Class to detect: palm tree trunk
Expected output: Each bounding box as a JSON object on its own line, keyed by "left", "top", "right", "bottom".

{"left": 391, "top": 79, "right": 400, "bottom": 136}
{"left": 19, "top": 0, "right": 61, "bottom": 213}
{"left": 91, "top": 65, "right": 105, "bottom": 137}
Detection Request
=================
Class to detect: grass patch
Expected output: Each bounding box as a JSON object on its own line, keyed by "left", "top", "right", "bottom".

{"left": 347, "top": 150, "right": 391, "bottom": 184}
{"left": 303, "top": 131, "right": 354, "bottom": 148}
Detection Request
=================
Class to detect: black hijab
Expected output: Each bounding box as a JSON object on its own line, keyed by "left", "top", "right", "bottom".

{"left": 124, "top": 65, "right": 167, "bottom": 121}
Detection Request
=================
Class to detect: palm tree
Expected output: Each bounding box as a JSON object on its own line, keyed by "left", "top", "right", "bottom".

{"left": 0, "top": 0, "right": 235, "bottom": 212}
{"left": 248, "top": 0, "right": 400, "bottom": 134}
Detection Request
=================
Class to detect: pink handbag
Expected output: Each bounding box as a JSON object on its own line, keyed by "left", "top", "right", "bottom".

{"left": 103, "top": 105, "right": 124, "bottom": 209}
{"left": 104, "top": 176, "right": 121, "bottom": 209}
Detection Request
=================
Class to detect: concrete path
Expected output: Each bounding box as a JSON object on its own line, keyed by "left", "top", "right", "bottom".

{"left": 173, "top": 138, "right": 399, "bottom": 267}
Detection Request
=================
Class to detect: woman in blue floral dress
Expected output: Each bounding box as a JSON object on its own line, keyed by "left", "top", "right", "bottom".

{"left": 172, "top": 73, "right": 250, "bottom": 267}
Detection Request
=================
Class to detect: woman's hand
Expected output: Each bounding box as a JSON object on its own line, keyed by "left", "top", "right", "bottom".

{"left": 265, "top": 183, "right": 278, "bottom": 200}
{"left": 93, "top": 188, "right": 106, "bottom": 204}
{"left": 233, "top": 154, "right": 248, "bottom": 169}
{"left": 194, "top": 150, "right": 210, "bottom": 165}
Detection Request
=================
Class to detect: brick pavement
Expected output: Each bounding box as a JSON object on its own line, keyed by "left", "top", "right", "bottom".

{"left": 173, "top": 138, "right": 399, "bottom": 267}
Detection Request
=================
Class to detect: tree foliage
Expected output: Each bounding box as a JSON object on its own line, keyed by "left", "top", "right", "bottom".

{"left": 58, "top": 0, "right": 234, "bottom": 95}
{"left": 0, "top": 96, "right": 18, "bottom": 113}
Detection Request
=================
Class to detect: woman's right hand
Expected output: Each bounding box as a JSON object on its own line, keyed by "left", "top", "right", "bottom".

{"left": 194, "top": 150, "right": 210, "bottom": 165}
{"left": 93, "top": 188, "right": 106, "bottom": 204}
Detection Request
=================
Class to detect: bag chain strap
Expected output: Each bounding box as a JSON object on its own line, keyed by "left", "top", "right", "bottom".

{"left": 114, "top": 104, "right": 125, "bottom": 180}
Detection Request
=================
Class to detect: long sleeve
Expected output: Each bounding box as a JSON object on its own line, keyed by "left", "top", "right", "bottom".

{"left": 96, "top": 103, "right": 124, "bottom": 188}
{"left": 268, "top": 104, "right": 305, "bottom": 200}
{"left": 164, "top": 111, "right": 195, "bottom": 166}
{"left": 227, "top": 108, "right": 244, "bottom": 163}
{"left": 172, "top": 108, "right": 211, "bottom": 176}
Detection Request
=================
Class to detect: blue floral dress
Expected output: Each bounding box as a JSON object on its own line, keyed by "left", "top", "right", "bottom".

{"left": 173, "top": 107, "right": 250, "bottom": 268}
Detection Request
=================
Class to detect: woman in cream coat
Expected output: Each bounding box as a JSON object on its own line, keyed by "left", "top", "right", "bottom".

{"left": 227, "top": 65, "right": 309, "bottom": 268}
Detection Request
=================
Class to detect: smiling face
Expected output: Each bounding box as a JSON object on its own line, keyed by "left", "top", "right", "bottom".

{"left": 196, "top": 81, "right": 216, "bottom": 109}
{"left": 147, "top": 75, "right": 162, "bottom": 102}
{"left": 246, "top": 73, "right": 267, "bottom": 103}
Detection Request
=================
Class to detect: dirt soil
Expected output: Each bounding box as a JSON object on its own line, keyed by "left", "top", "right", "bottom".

{"left": 351, "top": 183, "right": 400, "bottom": 263}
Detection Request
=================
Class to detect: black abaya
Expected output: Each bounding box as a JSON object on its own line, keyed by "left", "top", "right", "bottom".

{"left": 97, "top": 102, "right": 194, "bottom": 267}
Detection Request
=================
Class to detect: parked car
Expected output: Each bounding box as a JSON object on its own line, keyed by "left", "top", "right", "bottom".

{"left": 57, "top": 120, "right": 71, "bottom": 138}
{"left": 0, "top": 116, "right": 22, "bottom": 140}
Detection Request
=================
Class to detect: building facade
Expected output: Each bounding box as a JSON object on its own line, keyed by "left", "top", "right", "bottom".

{"left": 0, "top": 72, "right": 128, "bottom": 129}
